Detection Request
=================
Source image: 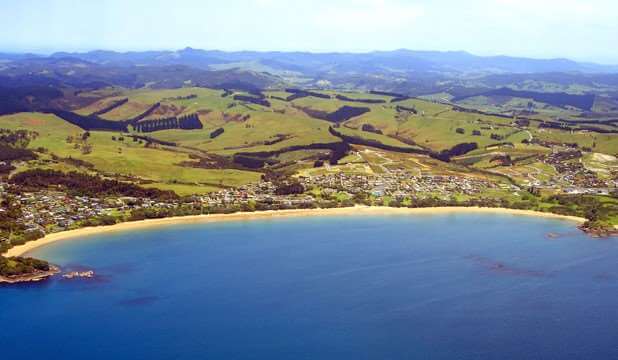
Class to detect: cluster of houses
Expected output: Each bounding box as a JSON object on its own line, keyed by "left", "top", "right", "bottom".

{"left": 1, "top": 154, "right": 613, "bottom": 246}
{"left": 541, "top": 150, "right": 616, "bottom": 193}
{"left": 197, "top": 171, "right": 499, "bottom": 208}
{"left": 0, "top": 183, "right": 182, "bottom": 239}
{"left": 199, "top": 181, "right": 315, "bottom": 208}
{"left": 299, "top": 171, "right": 498, "bottom": 199}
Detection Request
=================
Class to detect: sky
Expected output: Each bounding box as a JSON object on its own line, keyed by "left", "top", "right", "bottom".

{"left": 1, "top": 0, "right": 617, "bottom": 64}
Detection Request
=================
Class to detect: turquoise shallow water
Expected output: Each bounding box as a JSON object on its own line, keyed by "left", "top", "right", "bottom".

{"left": 1, "top": 213, "right": 617, "bottom": 359}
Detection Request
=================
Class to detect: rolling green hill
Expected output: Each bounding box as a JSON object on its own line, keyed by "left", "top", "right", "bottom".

{"left": 1, "top": 87, "right": 617, "bottom": 196}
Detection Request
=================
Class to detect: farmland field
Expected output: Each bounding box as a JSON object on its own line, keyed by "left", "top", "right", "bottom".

{"left": 1, "top": 86, "right": 616, "bottom": 196}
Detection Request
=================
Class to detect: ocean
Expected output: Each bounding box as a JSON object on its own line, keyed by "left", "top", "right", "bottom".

{"left": 1, "top": 213, "right": 617, "bottom": 359}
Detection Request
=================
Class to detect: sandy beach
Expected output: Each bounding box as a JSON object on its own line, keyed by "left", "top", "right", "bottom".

{"left": 3, "top": 206, "right": 587, "bottom": 258}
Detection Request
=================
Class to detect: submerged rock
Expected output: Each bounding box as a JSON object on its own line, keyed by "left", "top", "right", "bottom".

{"left": 62, "top": 270, "right": 95, "bottom": 279}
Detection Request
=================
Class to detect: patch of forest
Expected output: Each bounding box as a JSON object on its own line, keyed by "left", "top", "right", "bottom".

{"left": 134, "top": 113, "right": 202, "bottom": 133}
{"left": 297, "top": 105, "right": 371, "bottom": 123}
{"left": 0, "top": 145, "right": 37, "bottom": 162}
{"left": 361, "top": 124, "right": 383, "bottom": 134}
{"left": 45, "top": 109, "right": 203, "bottom": 133}
{"left": 233, "top": 94, "right": 271, "bottom": 107}
{"left": 284, "top": 89, "right": 331, "bottom": 101}
{"left": 0, "top": 257, "right": 52, "bottom": 277}
{"left": 328, "top": 126, "right": 429, "bottom": 156}
{"left": 369, "top": 90, "right": 406, "bottom": 98}
{"left": 48, "top": 109, "right": 128, "bottom": 131}
{"left": 0, "top": 129, "right": 39, "bottom": 174}
{"left": 335, "top": 94, "right": 386, "bottom": 104}
{"left": 453, "top": 87, "right": 596, "bottom": 111}
{"left": 0, "top": 85, "right": 65, "bottom": 115}
{"left": 233, "top": 141, "right": 351, "bottom": 168}
{"left": 127, "top": 134, "right": 177, "bottom": 147}
{"left": 539, "top": 121, "right": 618, "bottom": 134}
{"left": 10, "top": 169, "right": 178, "bottom": 200}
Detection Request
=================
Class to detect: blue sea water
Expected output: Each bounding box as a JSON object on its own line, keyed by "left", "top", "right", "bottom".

{"left": 1, "top": 213, "right": 618, "bottom": 359}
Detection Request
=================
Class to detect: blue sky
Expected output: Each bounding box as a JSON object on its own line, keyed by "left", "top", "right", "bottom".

{"left": 2, "top": 0, "right": 617, "bottom": 63}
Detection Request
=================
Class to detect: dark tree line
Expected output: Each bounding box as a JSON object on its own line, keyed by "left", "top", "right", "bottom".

{"left": 328, "top": 126, "right": 429, "bottom": 156}
{"left": 234, "top": 141, "right": 351, "bottom": 169}
{"left": 369, "top": 90, "right": 407, "bottom": 98}
{"left": 326, "top": 106, "right": 371, "bottom": 123}
{"left": 164, "top": 94, "right": 197, "bottom": 101}
{"left": 434, "top": 142, "right": 478, "bottom": 161}
{"left": 329, "top": 127, "right": 477, "bottom": 163}
{"left": 130, "top": 103, "right": 161, "bottom": 122}
{"left": 210, "top": 127, "right": 225, "bottom": 139}
{"left": 285, "top": 89, "right": 331, "bottom": 101}
{"left": 128, "top": 134, "right": 177, "bottom": 147}
{"left": 53, "top": 103, "right": 168, "bottom": 132}
{"left": 134, "top": 113, "right": 202, "bottom": 133}
{"left": 177, "top": 113, "right": 202, "bottom": 129}
{"left": 233, "top": 94, "right": 271, "bottom": 107}
{"left": 335, "top": 94, "right": 386, "bottom": 104}
{"left": 134, "top": 117, "right": 181, "bottom": 132}
{"left": 539, "top": 121, "right": 618, "bottom": 134}
{"left": 361, "top": 124, "right": 383, "bottom": 134}
{"left": 10, "top": 169, "right": 178, "bottom": 200}
{"left": 453, "top": 87, "right": 595, "bottom": 111}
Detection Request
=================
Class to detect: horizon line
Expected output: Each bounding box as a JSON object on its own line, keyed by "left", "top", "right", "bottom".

{"left": 2, "top": 46, "right": 617, "bottom": 66}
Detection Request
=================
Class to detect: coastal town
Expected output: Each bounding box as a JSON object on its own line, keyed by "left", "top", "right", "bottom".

{"left": 2, "top": 157, "right": 615, "bottom": 252}
{"left": 4, "top": 3, "right": 618, "bottom": 358}
{"left": 0, "top": 171, "right": 499, "bottom": 244}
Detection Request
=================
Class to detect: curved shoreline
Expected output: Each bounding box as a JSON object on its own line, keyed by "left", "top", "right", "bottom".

{"left": 3, "top": 206, "right": 586, "bottom": 258}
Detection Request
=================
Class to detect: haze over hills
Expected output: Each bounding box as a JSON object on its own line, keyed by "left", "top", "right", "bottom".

{"left": 3, "top": 47, "right": 618, "bottom": 116}
{"left": 5, "top": 48, "right": 618, "bottom": 75}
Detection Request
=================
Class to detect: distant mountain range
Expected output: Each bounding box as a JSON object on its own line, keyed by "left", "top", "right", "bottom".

{"left": 2, "top": 48, "right": 618, "bottom": 116}
{"left": 3, "top": 48, "right": 618, "bottom": 75}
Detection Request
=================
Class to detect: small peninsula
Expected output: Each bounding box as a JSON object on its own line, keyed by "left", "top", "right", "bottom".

{"left": 0, "top": 256, "right": 59, "bottom": 284}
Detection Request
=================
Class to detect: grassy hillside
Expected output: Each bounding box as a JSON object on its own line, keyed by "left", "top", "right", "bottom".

{"left": 1, "top": 86, "right": 616, "bottom": 196}
{"left": 0, "top": 112, "right": 261, "bottom": 195}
